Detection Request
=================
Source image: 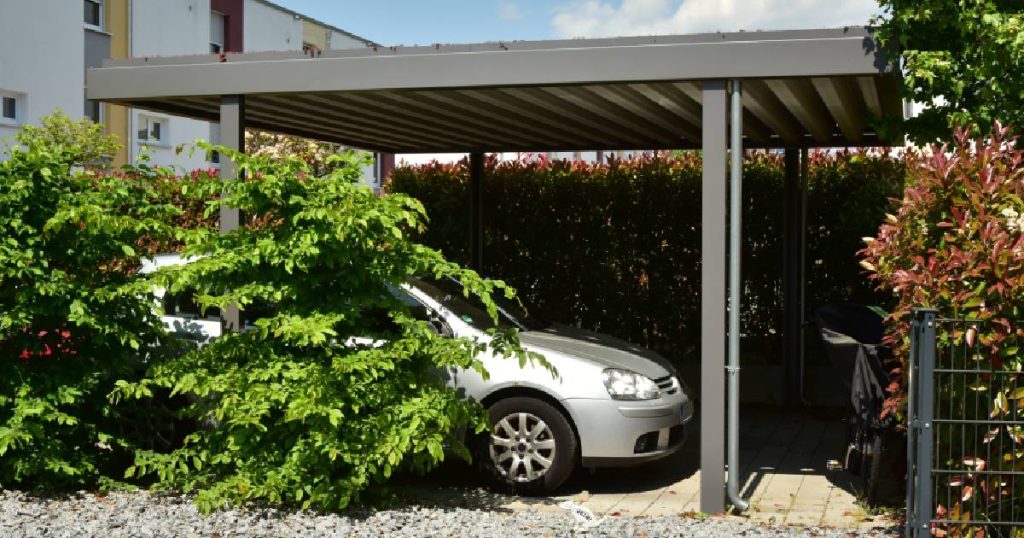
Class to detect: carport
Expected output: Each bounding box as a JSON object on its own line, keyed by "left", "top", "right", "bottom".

{"left": 87, "top": 26, "right": 903, "bottom": 513}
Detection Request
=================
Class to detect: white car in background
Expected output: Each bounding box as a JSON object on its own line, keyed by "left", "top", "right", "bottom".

{"left": 142, "top": 254, "right": 694, "bottom": 493}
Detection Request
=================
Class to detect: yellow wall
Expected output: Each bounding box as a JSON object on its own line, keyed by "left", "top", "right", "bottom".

{"left": 105, "top": 0, "right": 130, "bottom": 166}
{"left": 302, "top": 20, "right": 329, "bottom": 50}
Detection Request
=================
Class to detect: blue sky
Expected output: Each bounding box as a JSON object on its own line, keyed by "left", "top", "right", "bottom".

{"left": 273, "top": 0, "right": 881, "bottom": 47}
{"left": 275, "top": 1, "right": 557, "bottom": 45}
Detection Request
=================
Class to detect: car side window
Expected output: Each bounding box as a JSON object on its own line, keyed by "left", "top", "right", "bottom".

{"left": 393, "top": 288, "right": 453, "bottom": 337}
{"left": 408, "top": 278, "right": 495, "bottom": 329}
{"left": 393, "top": 290, "right": 428, "bottom": 321}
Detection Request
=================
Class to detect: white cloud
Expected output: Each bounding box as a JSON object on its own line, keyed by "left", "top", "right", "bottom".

{"left": 551, "top": 0, "right": 880, "bottom": 39}
{"left": 499, "top": 2, "right": 526, "bottom": 22}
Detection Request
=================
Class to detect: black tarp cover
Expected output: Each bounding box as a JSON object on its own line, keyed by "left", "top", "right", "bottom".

{"left": 815, "top": 304, "right": 894, "bottom": 429}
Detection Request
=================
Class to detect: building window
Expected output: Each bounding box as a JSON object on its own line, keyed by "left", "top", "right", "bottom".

{"left": 2, "top": 97, "right": 16, "bottom": 120}
{"left": 0, "top": 92, "right": 20, "bottom": 125}
{"left": 137, "top": 115, "right": 167, "bottom": 145}
{"left": 84, "top": 0, "right": 103, "bottom": 29}
{"left": 210, "top": 11, "right": 225, "bottom": 53}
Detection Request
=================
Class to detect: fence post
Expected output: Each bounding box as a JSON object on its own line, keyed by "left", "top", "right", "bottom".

{"left": 906, "top": 313, "right": 918, "bottom": 538}
{"left": 910, "top": 308, "right": 938, "bottom": 537}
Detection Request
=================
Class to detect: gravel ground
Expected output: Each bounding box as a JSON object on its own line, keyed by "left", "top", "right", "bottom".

{"left": 0, "top": 490, "right": 900, "bottom": 537}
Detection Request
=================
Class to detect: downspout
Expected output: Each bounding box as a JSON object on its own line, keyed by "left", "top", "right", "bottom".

{"left": 127, "top": 0, "right": 134, "bottom": 165}
{"left": 727, "top": 79, "right": 750, "bottom": 512}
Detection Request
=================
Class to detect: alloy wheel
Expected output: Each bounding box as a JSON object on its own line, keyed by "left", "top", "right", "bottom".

{"left": 488, "top": 411, "right": 557, "bottom": 482}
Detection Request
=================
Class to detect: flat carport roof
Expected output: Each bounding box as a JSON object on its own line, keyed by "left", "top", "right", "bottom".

{"left": 87, "top": 26, "right": 904, "bottom": 515}
{"left": 88, "top": 27, "right": 901, "bottom": 152}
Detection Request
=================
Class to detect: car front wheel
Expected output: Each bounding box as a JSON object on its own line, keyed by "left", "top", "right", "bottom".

{"left": 483, "top": 397, "right": 577, "bottom": 494}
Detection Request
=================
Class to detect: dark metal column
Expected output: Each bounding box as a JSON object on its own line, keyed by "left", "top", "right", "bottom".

{"left": 700, "top": 80, "right": 728, "bottom": 514}
{"left": 469, "top": 152, "right": 484, "bottom": 273}
{"left": 908, "top": 308, "right": 937, "bottom": 537}
{"left": 219, "top": 95, "right": 244, "bottom": 332}
{"left": 782, "top": 147, "right": 806, "bottom": 406}
{"left": 799, "top": 149, "right": 808, "bottom": 398}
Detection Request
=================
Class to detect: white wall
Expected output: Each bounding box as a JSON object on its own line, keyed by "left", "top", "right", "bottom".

{"left": 0, "top": 0, "right": 83, "bottom": 143}
{"left": 131, "top": 0, "right": 212, "bottom": 171}
{"left": 131, "top": 0, "right": 210, "bottom": 56}
{"left": 244, "top": 0, "right": 303, "bottom": 52}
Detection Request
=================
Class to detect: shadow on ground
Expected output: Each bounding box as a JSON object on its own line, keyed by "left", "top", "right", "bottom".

{"left": 391, "top": 404, "right": 880, "bottom": 523}
{"left": 734, "top": 405, "right": 866, "bottom": 501}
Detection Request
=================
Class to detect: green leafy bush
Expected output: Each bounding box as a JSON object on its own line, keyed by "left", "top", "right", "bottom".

{"left": 118, "top": 145, "right": 541, "bottom": 512}
{"left": 875, "top": 1, "right": 1024, "bottom": 144}
{"left": 390, "top": 151, "right": 905, "bottom": 366}
{"left": 861, "top": 124, "right": 1024, "bottom": 531}
{"left": 0, "top": 114, "right": 177, "bottom": 490}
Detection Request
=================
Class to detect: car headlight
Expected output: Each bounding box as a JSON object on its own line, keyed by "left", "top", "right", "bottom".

{"left": 602, "top": 368, "right": 661, "bottom": 400}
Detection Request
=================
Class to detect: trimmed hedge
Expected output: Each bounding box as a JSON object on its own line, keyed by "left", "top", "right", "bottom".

{"left": 389, "top": 151, "right": 905, "bottom": 366}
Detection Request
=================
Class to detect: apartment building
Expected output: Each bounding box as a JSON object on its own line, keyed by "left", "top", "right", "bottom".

{"left": 0, "top": 1, "right": 85, "bottom": 143}
{"left": 1, "top": 0, "right": 385, "bottom": 186}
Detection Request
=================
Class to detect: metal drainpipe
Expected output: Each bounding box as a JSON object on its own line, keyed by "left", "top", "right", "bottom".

{"left": 127, "top": 0, "right": 134, "bottom": 166}
{"left": 727, "top": 79, "right": 750, "bottom": 512}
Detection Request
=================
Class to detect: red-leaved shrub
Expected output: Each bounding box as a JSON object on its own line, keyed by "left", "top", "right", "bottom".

{"left": 861, "top": 124, "right": 1024, "bottom": 419}
{"left": 861, "top": 123, "right": 1024, "bottom": 532}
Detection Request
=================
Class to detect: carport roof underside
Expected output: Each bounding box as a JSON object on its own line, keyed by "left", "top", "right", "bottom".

{"left": 87, "top": 27, "right": 903, "bottom": 153}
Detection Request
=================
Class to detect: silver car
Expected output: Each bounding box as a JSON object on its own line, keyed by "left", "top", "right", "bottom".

{"left": 399, "top": 277, "right": 694, "bottom": 493}
{"left": 145, "top": 255, "right": 694, "bottom": 494}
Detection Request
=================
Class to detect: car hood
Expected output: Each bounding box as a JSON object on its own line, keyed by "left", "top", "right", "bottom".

{"left": 519, "top": 323, "right": 673, "bottom": 380}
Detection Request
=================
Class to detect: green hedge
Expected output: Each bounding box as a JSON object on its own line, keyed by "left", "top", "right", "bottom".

{"left": 390, "top": 151, "right": 905, "bottom": 366}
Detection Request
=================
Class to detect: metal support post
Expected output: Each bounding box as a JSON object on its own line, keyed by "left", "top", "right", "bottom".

{"left": 469, "top": 152, "right": 484, "bottom": 273}
{"left": 782, "top": 147, "right": 806, "bottom": 406}
{"left": 799, "top": 148, "right": 808, "bottom": 401}
{"left": 700, "top": 80, "right": 728, "bottom": 515}
{"left": 219, "top": 95, "right": 244, "bottom": 332}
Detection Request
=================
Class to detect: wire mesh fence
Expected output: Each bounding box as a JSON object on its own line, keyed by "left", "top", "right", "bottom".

{"left": 907, "top": 309, "right": 1024, "bottom": 537}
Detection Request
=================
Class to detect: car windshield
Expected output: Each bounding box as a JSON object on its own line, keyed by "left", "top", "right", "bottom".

{"left": 408, "top": 277, "right": 549, "bottom": 331}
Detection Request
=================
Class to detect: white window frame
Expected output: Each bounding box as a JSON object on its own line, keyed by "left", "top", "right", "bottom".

{"left": 0, "top": 91, "right": 23, "bottom": 126}
{"left": 136, "top": 114, "right": 169, "bottom": 147}
{"left": 84, "top": 0, "right": 104, "bottom": 31}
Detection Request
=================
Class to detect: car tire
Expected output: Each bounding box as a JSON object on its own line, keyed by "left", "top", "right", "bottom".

{"left": 481, "top": 397, "right": 577, "bottom": 495}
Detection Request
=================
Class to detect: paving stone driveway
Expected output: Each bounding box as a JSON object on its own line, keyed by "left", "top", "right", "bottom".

{"left": 401, "top": 406, "right": 896, "bottom": 530}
